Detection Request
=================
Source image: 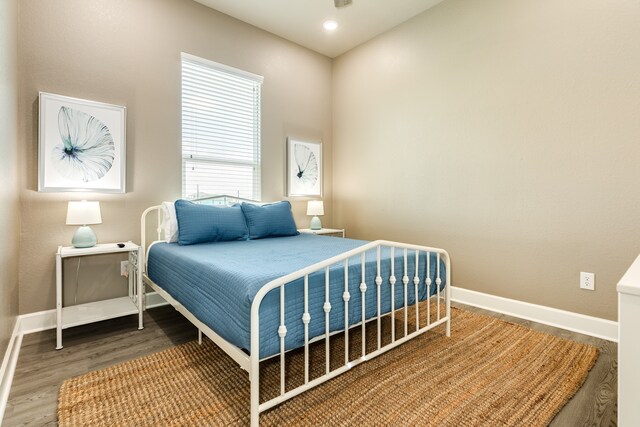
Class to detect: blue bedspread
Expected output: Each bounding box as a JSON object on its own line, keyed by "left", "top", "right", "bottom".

{"left": 148, "top": 234, "right": 446, "bottom": 358}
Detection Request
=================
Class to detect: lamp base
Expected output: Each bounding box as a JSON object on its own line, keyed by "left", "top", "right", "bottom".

{"left": 310, "top": 216, "right": 322, "bottom": 230}
{"left": 72, "top": 226, "right": 97, "bottom": 248}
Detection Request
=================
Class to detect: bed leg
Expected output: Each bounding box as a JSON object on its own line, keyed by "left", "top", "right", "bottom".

{"left": 446, "top": 258, "right": 452, "bottom": 337}
{"left": 198, "top": 329, "right": 202, "bottom": 345}
{"left": 250, "top": 305, "right": 261, "bottom": 426}
{"left": 446, "top": 294, "right": 451, "bottom": 337}
{"left": 250, "top": 365, "right": 260, "bottom": 427}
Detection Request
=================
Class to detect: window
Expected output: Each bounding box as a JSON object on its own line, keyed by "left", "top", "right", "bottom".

{"left": 181, "top": 53, "right": 263, "bottom": 200}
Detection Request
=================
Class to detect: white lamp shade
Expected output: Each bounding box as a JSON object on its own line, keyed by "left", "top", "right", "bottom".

{"left": 307, "top": 200, "right": 324, "bottom": 216}
{"left": 66, "top": 201, "right": 102, "bottom": 225}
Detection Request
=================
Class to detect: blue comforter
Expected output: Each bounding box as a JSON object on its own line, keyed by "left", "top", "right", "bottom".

{"left": 148, "top": 234, "right": 446, "bottom": 358}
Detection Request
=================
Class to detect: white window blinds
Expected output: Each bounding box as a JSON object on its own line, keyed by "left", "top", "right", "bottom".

{"left": 181, "top": 53, "right": 263, "bottom": 200}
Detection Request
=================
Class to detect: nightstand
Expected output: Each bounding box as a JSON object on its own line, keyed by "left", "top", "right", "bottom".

{"left": 298, "top": 228, "right": 345, "bottom": 238}
{"left": 55, "top": 241, "right": 143, "bottom": 349}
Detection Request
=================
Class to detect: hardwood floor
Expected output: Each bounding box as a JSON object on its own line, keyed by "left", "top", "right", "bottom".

{"left": 3, "top": 303, "right": 617, "bottom": 426}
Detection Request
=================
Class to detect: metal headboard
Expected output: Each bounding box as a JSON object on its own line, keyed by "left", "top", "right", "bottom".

{"left": 193, "top": 194, "right": 261, "bottom": 205}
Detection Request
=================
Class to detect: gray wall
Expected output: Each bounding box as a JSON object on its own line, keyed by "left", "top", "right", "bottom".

{"left": 17, "top": 0, "right": 333, "bottom": 314}
{"left": 332, "top": 0, "right": 640, "bottom": 320}
{"left": 0, "top": 0, "right": 20, "bottom": 351}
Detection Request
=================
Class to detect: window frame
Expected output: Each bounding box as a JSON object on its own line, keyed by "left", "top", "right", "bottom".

{"left": 181, "top": 52, "right": 263, "bottom": 201}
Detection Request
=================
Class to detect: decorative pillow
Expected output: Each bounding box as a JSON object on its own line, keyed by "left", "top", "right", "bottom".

{"left": 174, "top": 199, "right": 248, "bottom": 245}
{"left": 240, "top": 201, "right": 299, "bottom": 239}
{"left": 161, "top": 201, "right": 179, "bottom": 243}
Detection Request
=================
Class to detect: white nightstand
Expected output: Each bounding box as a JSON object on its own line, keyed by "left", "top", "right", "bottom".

{"left": 298, "top": 228, "right": 345, "bottom": 238}
{"left": 55, "top": 241, "right": 143, "bottom": 349}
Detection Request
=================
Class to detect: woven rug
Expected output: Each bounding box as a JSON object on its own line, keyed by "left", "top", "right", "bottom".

{"left": 58, "top": 306, "right": 598, "bottom": 426}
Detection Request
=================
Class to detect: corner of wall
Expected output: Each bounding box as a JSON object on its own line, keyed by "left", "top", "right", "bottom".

{"left": 0, "top": 0, "right": 20, "bottom": 357}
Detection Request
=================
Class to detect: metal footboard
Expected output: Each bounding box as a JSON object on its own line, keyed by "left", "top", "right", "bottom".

{"left": 249, "top": 240, "right": 450, "bottom": 426}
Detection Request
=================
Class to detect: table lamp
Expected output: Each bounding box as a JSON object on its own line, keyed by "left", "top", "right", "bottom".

{"left": 307, "top": 200, "right": 324, "bottom": 230}
{"left": 66, "top": 201, "right": 102, "bottom": 248}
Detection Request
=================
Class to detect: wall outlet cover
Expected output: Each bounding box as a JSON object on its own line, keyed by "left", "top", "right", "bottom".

{"left": 580, "top": 272, "right": 595, "bottom": 291}
{"left": 120, "top": 261, "right": 129, "bottom": 278}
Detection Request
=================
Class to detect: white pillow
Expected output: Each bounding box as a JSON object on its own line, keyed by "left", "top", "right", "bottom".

{"left": 161, "top": 201, "right": 179, "bottom": 243}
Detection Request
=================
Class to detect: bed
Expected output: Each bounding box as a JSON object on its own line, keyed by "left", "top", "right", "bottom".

{"left": 141, "top": 197, "right": 451, "bottom": 426}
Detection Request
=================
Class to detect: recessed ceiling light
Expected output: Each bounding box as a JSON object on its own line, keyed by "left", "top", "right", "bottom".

{"left": 334, "top": 0, "right": 352, "bottom": 7}
{"left": 323, "top": 20, "right": 338, "bottom": 31}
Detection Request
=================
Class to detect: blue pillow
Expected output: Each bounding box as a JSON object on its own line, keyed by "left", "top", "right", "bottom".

{"left": 174, "top": 199, "right": 248, "bottom": 245}
{"left": 240, "top": 201, "right": 299, "bottom": 239}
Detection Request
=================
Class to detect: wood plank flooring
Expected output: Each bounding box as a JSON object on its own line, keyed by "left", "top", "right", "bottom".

{"left": 3, "top": 303, "right": 617, "bottom": 426}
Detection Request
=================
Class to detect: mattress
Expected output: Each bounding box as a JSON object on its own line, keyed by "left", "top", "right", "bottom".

{"left": 147, "top": 234, "right": 446, "bottom": 358}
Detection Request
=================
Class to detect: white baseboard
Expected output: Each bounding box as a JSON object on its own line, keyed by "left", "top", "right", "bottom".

{"left": 19, "top": 309, "right": 56, "bottom": 335}
{"left": 0, "top": 318, "right": 23, "bottom": 424}
{"left": 451, "top": 286, "right": 618, "bottom": 342}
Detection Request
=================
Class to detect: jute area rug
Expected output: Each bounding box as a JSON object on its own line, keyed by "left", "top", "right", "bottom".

{"left": 58, "top": 306, "right": 598, "bottom": 426}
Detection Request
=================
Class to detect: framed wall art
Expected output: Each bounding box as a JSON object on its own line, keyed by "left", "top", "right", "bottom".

{"left": 286, "top": 138, "right": 322, "bottom": 197}
{"left": 38, "top": 92, "right": 126, "bottom": 193}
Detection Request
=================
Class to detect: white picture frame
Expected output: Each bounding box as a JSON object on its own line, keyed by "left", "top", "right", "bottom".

{"left": 38, "top": 92, "right": 126, "bottom": 193}
{"left": 287, "top": 138, "right": 322, "bottom": 197}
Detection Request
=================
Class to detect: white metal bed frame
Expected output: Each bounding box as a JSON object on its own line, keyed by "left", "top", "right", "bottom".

{"left": 141, "top": 197, "right": 451, "bottom": 426}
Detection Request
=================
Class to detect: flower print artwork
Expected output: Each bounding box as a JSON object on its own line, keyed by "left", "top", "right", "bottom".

{"left": 38, "top": 92, "right": 126, "bottom": 193}
{"left": 52, "top": 106, "right": 115, "bottom": 182}
{"left": 287, "top": 139, "right": 322, "bottom": 197}
{"left": 294, "top": 143, "right": 319, "bottom": 189}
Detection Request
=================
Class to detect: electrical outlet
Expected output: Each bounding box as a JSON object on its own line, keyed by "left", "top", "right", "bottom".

{"left": 120, "top": 261, "right": 129, "bottom": 278}
{"left": 580, "top": 272, "right": 595, "bottom": 291}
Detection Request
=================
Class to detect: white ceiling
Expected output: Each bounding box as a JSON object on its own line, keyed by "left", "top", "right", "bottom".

{"left": 194, "top": 0, "right": 445, "bottom": 58}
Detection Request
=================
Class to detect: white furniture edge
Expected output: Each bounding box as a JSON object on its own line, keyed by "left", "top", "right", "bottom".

{"left": 0, "top": 317, "right": 22, "bottom": 424}
{"left": 451, "top": 286, "right": 618, "bottom": 342}
{"left": 617, "top": 253, "right": 640, "bottom": 426}
{"left": 617, "top": 254, "right": 640, "bottom": 296}
{"left": 58, "top": 241, "right": 139, "bottom": 257}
